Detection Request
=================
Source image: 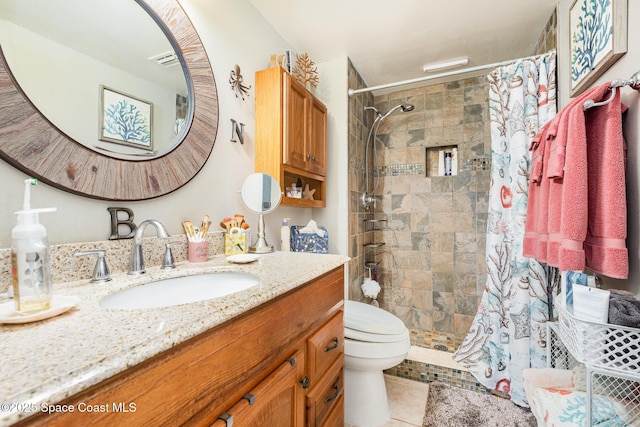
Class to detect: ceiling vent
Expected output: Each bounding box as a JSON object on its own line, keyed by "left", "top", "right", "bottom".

{"left": 148, "top": 51, "right": 179, "bottom": 67}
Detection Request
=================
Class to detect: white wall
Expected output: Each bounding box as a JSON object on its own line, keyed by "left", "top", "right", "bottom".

{"left": 1, "top": 20, "right": 179, "bottom": 155}
{"left": 557, "top": 0, "right": 640, "bottom": 295}
{"left": 314, "top": 57, "right": 350, "bottom": 257}
{"left": 0, "top": 0, "right": 329, "bottom": 249}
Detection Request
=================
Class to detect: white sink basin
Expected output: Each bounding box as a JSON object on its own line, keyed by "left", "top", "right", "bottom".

{"left": 99, "top": 272, "right": 260, "bottom": 309}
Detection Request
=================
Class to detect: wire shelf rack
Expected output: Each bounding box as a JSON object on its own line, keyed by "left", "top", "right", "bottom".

{"left": 547, "top": 318, "right": 640, "bottom": 427}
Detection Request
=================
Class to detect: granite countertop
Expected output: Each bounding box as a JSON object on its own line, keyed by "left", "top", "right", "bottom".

{"left": 0, "top": 251, "right": 348, "bottom": 426}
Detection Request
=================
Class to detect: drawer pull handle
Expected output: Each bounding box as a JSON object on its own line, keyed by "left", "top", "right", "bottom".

{"left": 300, "top": 376, "right": 310, "bottom": 389}
{"left": 218, "top": 413, "right": 233, "bottom": 427}
{"left": 286, "top": 357, "right": 296, "bottom": 366}
{"left": 324, "top": 382, "right": 340, "bottom": 404}
{"left": 242, "top": 393, "right": 256, "bottom": 405}
{"left": 325, "top": 337, "right": 339, "bottom": 352}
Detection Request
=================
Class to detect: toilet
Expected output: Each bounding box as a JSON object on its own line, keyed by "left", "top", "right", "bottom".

{"left": 343, "top": 300, "right": 411, "bottom": 427}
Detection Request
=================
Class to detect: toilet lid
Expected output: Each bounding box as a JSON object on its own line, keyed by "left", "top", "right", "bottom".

{"left": 344, "top": 300, "right": 406, "bottom": 335}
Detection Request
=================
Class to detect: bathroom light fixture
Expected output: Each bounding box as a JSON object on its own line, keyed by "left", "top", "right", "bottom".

{"left": 422, "top": 57, "right": 469, "bottom": 73}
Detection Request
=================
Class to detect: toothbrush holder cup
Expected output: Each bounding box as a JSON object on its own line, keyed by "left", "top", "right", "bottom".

{"left": 188, "top": 241, "right": 208, "bottom": 263}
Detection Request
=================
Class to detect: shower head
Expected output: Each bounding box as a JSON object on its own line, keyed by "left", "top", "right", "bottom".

{"left": 380, "top": 103, "right": 415, "bottom": 120}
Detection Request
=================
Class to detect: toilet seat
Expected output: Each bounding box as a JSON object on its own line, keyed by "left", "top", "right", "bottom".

{"left": 345, "top": 327, "right": 408, "bottom": 343}
{"left": 344, "top": 300, "right": 409, "bottom": 344}
{"left": 345, "top": 333, "right": 410, "bottom": 359}
{"left": 344, "top": 300, "right": 406, "bottom": 334}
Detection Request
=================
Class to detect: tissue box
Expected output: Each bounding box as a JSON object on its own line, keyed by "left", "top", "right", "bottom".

{"left": 290, "top": 226, "right": 328, "bottom": 253}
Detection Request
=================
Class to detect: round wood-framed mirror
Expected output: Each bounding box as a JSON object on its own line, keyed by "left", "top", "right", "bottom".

{"left": 0, "top": 0, "right": 218, "bottom": 200}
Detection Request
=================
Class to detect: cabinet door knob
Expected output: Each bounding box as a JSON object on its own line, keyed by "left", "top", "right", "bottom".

{"left": 323, "top": 382, "right": 340, "bottom": 404}
{"left": 325, "top": 337, "right": 339, "bottom": 352}
{"left": 300, "top": 376, "right": 310, "bottom": 389}
{"left": 306, "top": 153, "right": 311, "bottom": 160}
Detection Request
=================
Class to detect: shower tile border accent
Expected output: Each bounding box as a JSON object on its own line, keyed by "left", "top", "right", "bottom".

{"left": 377, "top": 163, "right": 426, "bottom": 177}
{"left": 464, "top": 157, "right": 492, "bottom": 171}
{"left": 385, "top": 359, "right": 494, "bottom": 395}
{"left": 373, "top": 157, "right": 492, "bottom": 178}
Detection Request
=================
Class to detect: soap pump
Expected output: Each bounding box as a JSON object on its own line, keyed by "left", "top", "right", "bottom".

{"left": 11, "top": 178, "right": 57, "bottom": 314}
{"left": 281, "top": 218, "right": 291, "bottom": 252}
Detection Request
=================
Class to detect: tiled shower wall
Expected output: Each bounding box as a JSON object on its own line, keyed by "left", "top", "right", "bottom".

{"left": 370, "top": 80, "right": 492, "bottom": 351}
{"left": 347, "top": 59, "right": 374, "bottom": 300}
{"left": 347, "top": 10, "right": 557, "bottom": 353}
{"left": 348, "top": 61, "right": 491, "bottom": 351}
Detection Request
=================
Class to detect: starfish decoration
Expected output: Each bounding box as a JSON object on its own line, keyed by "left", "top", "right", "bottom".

{"left": 303, "top": 184, "right": 316, "bottom": 200}
{"left": 509, "top": 306, "right": 531, "bottom": 339}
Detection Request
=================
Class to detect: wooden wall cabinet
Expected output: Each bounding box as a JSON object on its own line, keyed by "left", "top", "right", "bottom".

{"left": 19, "top": 266, "right": 344, "bottom": 427}
{"left": 255, "top": 66, "right": 327, "bottom": 208}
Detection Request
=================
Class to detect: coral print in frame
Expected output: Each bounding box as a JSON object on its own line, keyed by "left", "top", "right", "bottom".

{"left": 569, "top": 0, "right": 627, "bottom": 96}
{"left": 99, "top": 86, "right": 154, "bottom": 151}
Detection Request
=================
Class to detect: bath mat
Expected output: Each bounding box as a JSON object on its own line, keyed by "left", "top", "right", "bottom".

{"left": 423, "top": 382, "right": 536, "bottom": 427}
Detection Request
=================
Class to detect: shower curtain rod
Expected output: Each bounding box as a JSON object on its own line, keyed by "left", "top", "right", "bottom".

{"left": 347, "top": 51, "right": 555, "bottom": 96}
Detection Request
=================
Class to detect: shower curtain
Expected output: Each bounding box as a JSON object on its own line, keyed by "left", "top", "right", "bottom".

{"left": 453, "top": 51, "right": 558, "bottom": 407}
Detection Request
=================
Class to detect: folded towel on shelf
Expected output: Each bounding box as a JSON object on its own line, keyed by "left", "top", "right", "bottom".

{"left": 608, "top": 291, "right": 640, "bottom": 328}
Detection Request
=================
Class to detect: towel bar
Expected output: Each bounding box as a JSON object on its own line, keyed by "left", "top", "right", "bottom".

{"left": 583, "top": 69, "right": 640, "bottom": 110}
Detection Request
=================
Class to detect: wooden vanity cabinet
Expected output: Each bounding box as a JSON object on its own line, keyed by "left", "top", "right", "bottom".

{"left": 255, "top": 66, "right": 327, "bottom": 208}
{"left": 18, "top": 266, "right": 344, "bottom": 427}
{"left": 209, "top": 349, "right": 306, "bottom": 427}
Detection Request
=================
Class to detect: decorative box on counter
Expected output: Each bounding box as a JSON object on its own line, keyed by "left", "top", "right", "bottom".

{"left": 290, "top": 221, "right": 328, "bottom": 253}
{"left": 225, "top": 227, "right": 247, "bottom": 256}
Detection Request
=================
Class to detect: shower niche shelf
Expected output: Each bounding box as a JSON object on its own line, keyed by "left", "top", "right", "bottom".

{"left": 426, "top": 145, "right": 458, "bottom": 177}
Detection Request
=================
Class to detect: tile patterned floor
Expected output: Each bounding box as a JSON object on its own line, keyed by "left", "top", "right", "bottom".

{"left": 345, "top": 375, "right": 430, "bottom": 427}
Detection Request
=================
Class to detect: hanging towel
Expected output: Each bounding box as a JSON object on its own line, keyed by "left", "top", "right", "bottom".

{"left": 524, "top": 124, "right": 552, "bottom": 260}
{"left": 582, "top": 89, "right": 628, "bottom": 278}
{"left": 544, "top": 85, "right": 609, "bottom": 179}
{"left": 524, "top": 86, "right": 606, "bottom": 261}
{"left": 524, "top": 82, "right": 629, "bottom": 279}
{"left": 547, "top": 84, "right": 611, "bottom": 266}
{"left": 556, "top": 85, "right": 628, "bottom": 277}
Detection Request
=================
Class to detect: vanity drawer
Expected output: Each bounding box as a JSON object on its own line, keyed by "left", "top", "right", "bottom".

{"left": 306, "top": 358, "right": 343, "bottom": 427}
{"left": 321, "top": 393, "right": 344, "bottom": 427}
{"left": 210, "top": 350, "right": 305, "bottom": 427}
{"left": 307, "top": 311, "right": 343, "bottom": 385}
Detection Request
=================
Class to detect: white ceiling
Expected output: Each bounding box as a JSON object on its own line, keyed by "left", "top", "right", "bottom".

{"left": 248, "top": 0, "right": 559, "bottom": 94}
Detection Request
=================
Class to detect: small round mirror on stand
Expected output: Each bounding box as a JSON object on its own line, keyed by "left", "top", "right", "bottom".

{"left": 240, "top": 173, "right": 282, "bottom": 253}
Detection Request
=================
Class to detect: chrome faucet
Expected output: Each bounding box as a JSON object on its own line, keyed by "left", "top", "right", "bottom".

{"left": 128, "top": 219, "right": 175, "bottom": 275}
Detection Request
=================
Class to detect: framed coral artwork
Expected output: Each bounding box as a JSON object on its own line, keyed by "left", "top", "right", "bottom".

{"left": 569, "top": 0, "right": 628, "bottom": 96}
{"left": 99, "top": 86, "right": 153, "bottom": 151}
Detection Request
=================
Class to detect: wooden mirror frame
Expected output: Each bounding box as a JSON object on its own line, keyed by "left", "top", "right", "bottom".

{"left": 0, "top": 0, "right": 218, "bottom": 201}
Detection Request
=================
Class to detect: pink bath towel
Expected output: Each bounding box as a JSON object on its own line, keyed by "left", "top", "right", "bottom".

{"left": 544, "top": 85, "right": 611, "bottom": 179}
{"left": 524, "top": 123, "right": 552, "bottom": 260}
{"left": 546, "top": 84, "right": 611, "bottom": 266}
{"left": 582, "top": 90, "right": 628, "bottom": 278}
{"left": 524, "top": 82, "right": 629, "bottom": 278}
{"left": 524, "top": 86, "right": 605, "bottom": 262}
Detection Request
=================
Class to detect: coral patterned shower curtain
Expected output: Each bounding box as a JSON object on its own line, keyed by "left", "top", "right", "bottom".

{"left": 453, "top": 52, "right": 558, "bottom": 407}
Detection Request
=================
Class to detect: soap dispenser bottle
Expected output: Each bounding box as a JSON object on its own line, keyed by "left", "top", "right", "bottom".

{"left": 11, "top": 178, "right": 57, "bottom": 314}
{"left": 281, "top": 218, "right": 291, "bottom": 252}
